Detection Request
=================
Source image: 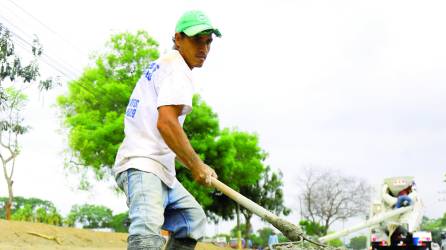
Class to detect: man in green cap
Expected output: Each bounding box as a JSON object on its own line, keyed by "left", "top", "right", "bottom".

{"left": 113, "top": 10, "right": 221, "bottom": 250}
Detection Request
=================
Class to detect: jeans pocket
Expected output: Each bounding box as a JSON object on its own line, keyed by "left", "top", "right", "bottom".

{"left": 116, "top": 171, "right": 130, "bottom": 207}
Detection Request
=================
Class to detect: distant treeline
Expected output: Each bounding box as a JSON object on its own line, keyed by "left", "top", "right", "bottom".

{"left": 0, "top": 196, "right": 128, "bottom": 232}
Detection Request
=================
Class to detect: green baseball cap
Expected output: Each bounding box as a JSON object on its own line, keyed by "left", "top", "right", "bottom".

{"left": 175, "top": 10, "right": 222, "bottom": 38}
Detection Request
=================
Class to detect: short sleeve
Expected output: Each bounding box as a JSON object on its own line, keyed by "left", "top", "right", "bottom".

{"left": 156, "top": 70, "right": 194, "bottom": 115}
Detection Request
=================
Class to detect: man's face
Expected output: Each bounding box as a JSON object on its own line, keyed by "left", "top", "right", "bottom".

{"left": 175, "top": 32, "right": 213, "bottom": 69}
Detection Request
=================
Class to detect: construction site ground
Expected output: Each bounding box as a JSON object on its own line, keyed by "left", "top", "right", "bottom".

{"left": 0, "top": 219, "right": 234, "bottom": 250}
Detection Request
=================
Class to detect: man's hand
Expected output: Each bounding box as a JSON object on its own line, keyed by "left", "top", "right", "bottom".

{"left": 190, "top": 162, "right": 218, "bottom": 187}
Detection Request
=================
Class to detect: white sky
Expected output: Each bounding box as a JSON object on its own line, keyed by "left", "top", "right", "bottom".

{"left": 1, "top": 0, "right": 446, "bottom": 236}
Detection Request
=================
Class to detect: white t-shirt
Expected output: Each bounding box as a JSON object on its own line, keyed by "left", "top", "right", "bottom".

{"left": 113, "top": 50, "right": 194, "bottom": 188}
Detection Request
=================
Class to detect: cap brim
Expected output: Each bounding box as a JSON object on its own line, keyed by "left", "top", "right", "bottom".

{"left": 183, "top": 24, "right": 222, "bottom": 38}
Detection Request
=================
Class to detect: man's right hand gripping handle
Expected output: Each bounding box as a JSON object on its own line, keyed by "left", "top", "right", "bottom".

{"left": 189, "top": 161, "right": 218, "bottom": 187}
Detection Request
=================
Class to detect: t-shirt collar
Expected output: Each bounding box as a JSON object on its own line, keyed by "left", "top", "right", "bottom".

{"left": 170, "top": 50, "right": 193, "bottom": 80}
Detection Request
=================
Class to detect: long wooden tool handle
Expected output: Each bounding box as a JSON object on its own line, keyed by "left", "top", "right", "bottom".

{"left": 211, "top": 177, "right": 310, "bottom": 243}
{"left": 211, "top": 177, "right": 278, "bottom": 220}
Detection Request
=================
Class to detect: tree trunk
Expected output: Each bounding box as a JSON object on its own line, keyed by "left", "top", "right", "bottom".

{"left": 323, "top": 219, "right": 330, "bottom": 236}
{"left": 242, "top": 212, "right": 253, "bottom": 239}
{"left": 236, "top": 203, "right": 242, "bottom": 250}
{"left": 5, "top": 201, "right": 11, "bottom": 220}
{"left": 5, "top": 178, "right": 13, "bottom": 220}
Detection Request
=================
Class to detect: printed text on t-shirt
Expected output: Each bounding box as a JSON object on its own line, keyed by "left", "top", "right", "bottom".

{"left": 126, "top": 98, "right": 139, "bottom": 118}
{"left": 145, "top": 62, "right": 160, "bottom": 81}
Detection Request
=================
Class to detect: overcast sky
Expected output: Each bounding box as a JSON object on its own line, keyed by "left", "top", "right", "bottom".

{"left": 1, "top": 0, "right": 445, "bottom": 235}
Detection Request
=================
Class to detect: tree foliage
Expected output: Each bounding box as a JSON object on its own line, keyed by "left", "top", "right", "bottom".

{"left": 299, "top": 220, "right": 327, "bottom": 237}
{"left": 179, "top": 122, "right": 267, "bottom": 221}
{"left": 65, "top": 204, "right": 113, "bottom": 228}
{"left": 297, "top": 167, "right": 372, "bottom": 234}
{"left": 327, "top": 238, "right": 344, "bottom": 247}
{"left": 12, "top": 204, "right": 62, "bottom": 225}
{"left": 348, "top": 235, "right": 367, "bottom": 250}
{"left": 175, "top": 95, "right": 220, "bottom": 208}
{"left": 238, "top": 166, "right": 291, "bottom": 238}
{"left": 0, "top": 23, "right": 54, "bottom": 104}
{"left": 211, "top": 129, "right": 265, "bottom": 192}
{"left": 0, "top": 86, "right": 28, "bottom": 220}
{"left": 255, "top": 227, "right": 274, "bottom": 247}
{"left": 109, "top": 211, "right": 129, "bottom": 233}
{"left": 421, "top": 215, "right": 446, "bottom": 243}
{"left": 57, "top": 31, "right": 159, "bottom": 178}
{"left": 0, "top": 196, "right": 62, "bottom": 225}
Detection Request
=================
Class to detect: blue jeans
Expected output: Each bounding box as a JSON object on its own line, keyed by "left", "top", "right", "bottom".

{"left": 116, "top": 169, "right": 206, "bottom": 250}
{"left": 395, "top": 195, "right": 412, "bottom": 208}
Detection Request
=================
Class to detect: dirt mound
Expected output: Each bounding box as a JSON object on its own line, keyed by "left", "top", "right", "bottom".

{"left": 0, "top": 219, "right": 232, "bottom": 250}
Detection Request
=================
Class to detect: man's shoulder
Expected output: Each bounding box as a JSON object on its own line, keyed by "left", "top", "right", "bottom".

{"left": 140, "top": 50, "right": 190, "bottom": 85}
{"left": 157, "top": 50, "right": 184, "bottom": 68}
{"left": 142, "top": 53, "right": 177, "bottom": 82}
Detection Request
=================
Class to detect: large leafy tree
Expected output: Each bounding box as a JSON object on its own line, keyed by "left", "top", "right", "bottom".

{"left": 210, "top": 129, "right": 266, "bottom": 218}
{"left": 57, "top": 31, "right": 159, "bottom": 178}
{"left": 178, "top": 127, "right": 266, "bottom": 221}
{"left": 175, "top": 95, "right": 221, "bottom": 208}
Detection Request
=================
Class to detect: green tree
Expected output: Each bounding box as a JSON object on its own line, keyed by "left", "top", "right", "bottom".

{"left": 203, "top": 129, "right": 265, "bottom": 222}
{"left": 65, "top": 204, "right": 113, "bottom": 228}
{"left": 11, "top": 204, "right": 33, "bottom": 222}
{"left": 442, "top": 213, "right": 446, "bottom": 226}
{"left": 179, "top": 125, "right": 266, "bottom": 222}
{"left": 36, "top": 206, "right": 62, "bottom": 225}
{"left": 239, "top": 166, "right": 290, "bottom": 238}
{"left": 109, "top": 211, "right": 129, "bottom": 233}
{"left": 57, "top": 31, "right": 159, "bottom": 179}
{"left": 1, "top": 196, "right": 26, "bottom": 217}
{"left": 230, "top": 223, "right": 248, "bottom": 237}
{"left": 253, "top": 227, "right": 274, "bottom": 248}
{"left": 11, "top": 204, "right": 62, "bottom": 225}
{"left": 1, "top": 24, "right": 54, "bottom": 220}
{"left": 1, "top": 196, "right": 62, "bottom": 225}
{"left": 328, "top": 238, "right": 344, "bottom": 247}
{"left": 0, "top": 24, "right": 54, "bottom": 106}
{"left": 349, "top": 235, "right": 367, "bottom": 250}
{"left": 174, "top": 95, "right": 221, "bottom": 209}
{"left": 299, "top": 220, "right": 327, "bottom": 237}
{"left": 0, "top": 87, "right": 28, "bottom": 220}
{"left": 421, "top": 215, "right": 445, "bottom": 243}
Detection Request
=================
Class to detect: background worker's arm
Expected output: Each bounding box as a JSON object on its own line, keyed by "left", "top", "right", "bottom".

{"left": 157, "top": 105, "right": 217, "bottom": 186}
{"left": 382, "top": 184, "right": 397, "bottom": 207}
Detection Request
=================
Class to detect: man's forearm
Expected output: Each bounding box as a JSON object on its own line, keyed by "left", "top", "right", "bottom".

{"left": 157, "top": 117, "right": 201, "bottom": 170}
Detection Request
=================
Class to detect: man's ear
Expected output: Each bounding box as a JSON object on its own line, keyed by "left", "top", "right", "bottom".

{"left": 174, "top": 32, "right": 182, "bottom": 49}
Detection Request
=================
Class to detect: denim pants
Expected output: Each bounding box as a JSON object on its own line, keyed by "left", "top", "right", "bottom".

{"left": 395, "top": 195, "right": 412, "bottom": 208}
{"left": 116, "top": 169, "right": 206, "bottom": 250}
